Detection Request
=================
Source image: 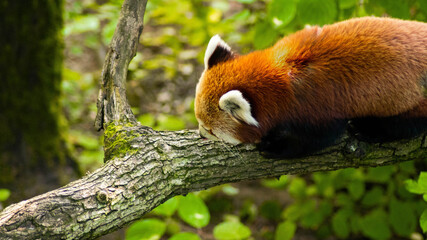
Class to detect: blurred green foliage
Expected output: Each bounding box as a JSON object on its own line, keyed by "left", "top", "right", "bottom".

{"left": 62, "top": 0, "right": 427, "bottom": 239}
{"left": 406, "top": 172, "right": 427, "bottom": 233}
{"left": 0, "top": 188, "right": 11, "bottom": 211}
{"left": 126, "top": 218, "right": 167, "bottom": 240}
{"left": 213, "top": 221, "right": 252, "bottom": 240}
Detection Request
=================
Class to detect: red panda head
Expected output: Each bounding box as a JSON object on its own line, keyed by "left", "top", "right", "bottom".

{"left": 195, "top": 35, "right": 265, "bottom": 144}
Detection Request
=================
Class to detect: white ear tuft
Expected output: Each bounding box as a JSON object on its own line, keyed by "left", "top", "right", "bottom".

{"left": 219, "top": 90, "right": 259, "bottom": 127}
{"left": 204, "top": 35, "right": 234, "bottom": 70}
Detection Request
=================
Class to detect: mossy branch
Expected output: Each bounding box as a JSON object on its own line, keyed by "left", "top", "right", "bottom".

{"left": 0, "top": 0, "right": 426, "bottom": 239}
{"left": 94, "top": 0, "right": 148, "bottom": 130}
{"left": 0, "top": 123, "right": 425, "bottom": 239}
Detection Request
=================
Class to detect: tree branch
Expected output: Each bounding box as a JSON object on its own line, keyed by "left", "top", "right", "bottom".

{"left": 0, "top": 124, "right": 425, "bottom": 239}
{"left": 1, "top": 0, "right": 426, "bottom": 239}
{"left": 94, "top": 0, "right": 147, "bottom": 130}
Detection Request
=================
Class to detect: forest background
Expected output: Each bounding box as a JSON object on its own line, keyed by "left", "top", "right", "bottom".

{"left": 1, "top": 0, "right": 427, "bottom": 239}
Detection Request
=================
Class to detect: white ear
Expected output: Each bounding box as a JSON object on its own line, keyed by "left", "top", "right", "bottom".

{"left": 219, "top": 90, "right": 259, "bottom": 127}
{"left": 204, "top": 35, "right": 234, "bottom": 70}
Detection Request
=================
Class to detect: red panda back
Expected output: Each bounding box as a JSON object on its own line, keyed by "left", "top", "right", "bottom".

{"left": 265, "top": 17, "right": 427, "bottom": 123}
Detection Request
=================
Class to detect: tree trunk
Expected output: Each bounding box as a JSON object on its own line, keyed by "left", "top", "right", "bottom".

{"left": 0, "top": 0, "right": 79, "bottom": 204}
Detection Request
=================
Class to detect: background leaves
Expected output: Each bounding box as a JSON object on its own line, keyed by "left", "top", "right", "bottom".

{"left": 59, "top": 0, "right": 427, "bottom": 239}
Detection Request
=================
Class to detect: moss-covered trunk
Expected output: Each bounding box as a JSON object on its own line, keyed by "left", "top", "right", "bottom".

{"left": 0, "top": 0, "right": 79, "bottom": 203}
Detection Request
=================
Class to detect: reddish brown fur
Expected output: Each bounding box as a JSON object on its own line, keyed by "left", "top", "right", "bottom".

{"left": 196, "top": 17, "right": 427, "bottom": 143}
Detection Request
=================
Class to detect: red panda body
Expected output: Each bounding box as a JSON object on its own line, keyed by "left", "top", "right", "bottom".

{"left": 195, "top": 17, "right": 427, "bottom": 157}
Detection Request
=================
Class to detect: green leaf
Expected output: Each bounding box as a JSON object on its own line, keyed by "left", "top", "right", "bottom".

{"left": 364, "top": 0, "right": 387, "bottom": 16}
{"left": 336, "top": 193, "right": 354, "bottom": 208}
{"left": 420, "top": 209, "right": 427, "bottom": 233}
{"left": 169, "top": 232, "right": 201, "bottom": 240}
{"left": 282, "top": 199, "right": 315, "bottom": 222}
{"left": 268, "top": 0, "right": 297, "bottom": 27}
{"left": 420, "top": 0, "right": 427, "bottom": 14}
{"left": 414, "top": 200, "right": 427, "bottom": 215}
{"left": 360, "top": 210, "right": 391, "bottom": 240}
{"left": 339, "top": 0, "right": 358, "bottom": 9}
{"left": 297, "top": 0, "right": 337, "bottom": 25}
{"left": 153, "top": 196, "right": 179, "bottom": 217}
{"left": 301, "top": 201, "right": 331, "bottom": 228}
{"left": 376, "top": 0, "right": 410, "bottom": 19}
{"left": 348, "top": 179, "right": 365, "bottom": 200}
{"left": 361, "top": 187, "right": 384, "bottom": 207}
{"left": 0, "top": 189, "right": 11, "bottom": 201}
{"left": 282, "top": 203, "right": 302, "bottom": 222}
{"left": 260, "top": 200, "right": 282, "bottom": 221}
{"left": 366, "top": 165, "right": 394, "bottom": 183}
{"left": 350, "top": 214, "right": 363, "bottom": 234}
{"left": 275, "top": 221, "right": 296, "bottom": 240}
{"left": 389, "top": 198, "right": 416, "bottom": 237}
{"left": 418, "top": 172, "right": 427, "bottom": 191}
{"left": 287, "top": 177, "right": 307, "bottom": 199}
{"left": 178, "top": 193, "right": 210, "bottom": 228}
{"left": 318, "top": 201, "right": 333, "bottom": 218}
{"left": 313, "top": 172, "right": 334, "bottom": 198}
{"left": 399, "top": 161, "right": 415, "bottom": 174}
{"left": 301, "top": 201, "right": 332, "bottom": 229}
{"left": 405, "top": 179, "right": 425, "bottom": 194}
{"left": 261, "top": 175, "right": 288, "bottom": 189}
{"left": 332, "top": 209, "right": 351, "bottom": 239}
{"left": 230, "top": 9, "right": 250, "bottom": 21}
{"left": 222, "top": 185, "right": 239, "bottom": 196}
{"left": 213, "top": 221, "right": 251, "bottom": 240}
{"left": 126, "top": 218, "right": 166, "bottom": 240}
{"left": 253, "top": 21, "right": 279, "bottom": 50}
{"left": 301, "top": 210, "right": 324, "bottom": 228}
{"left": 165, "top": 218, "right": 181, "bottom": 235}
{"left": 239, "top": 200, "right": 257, "bottom": 222}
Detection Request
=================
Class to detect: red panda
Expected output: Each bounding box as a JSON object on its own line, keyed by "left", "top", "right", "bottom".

{"left": 194, "top": 17, "right": 427, "bottom": 157}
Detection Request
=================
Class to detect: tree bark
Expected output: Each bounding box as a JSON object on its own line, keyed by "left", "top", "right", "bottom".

{"left": 0, "top": 0, "right": 425, "bottom": 239}
{"left": 94, "top": 0, "right": 146, "bottom": 130}
{"left": 0, "top": 124, "right": 425, "bottom": 239}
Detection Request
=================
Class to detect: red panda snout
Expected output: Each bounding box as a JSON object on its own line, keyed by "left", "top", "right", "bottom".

{"left": 198, "top": 123, "right": 218, "bottom": 141}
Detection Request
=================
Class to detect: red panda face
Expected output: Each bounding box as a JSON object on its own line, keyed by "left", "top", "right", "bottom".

{"left": 195, "top": 87, "right": 242, "bottom": 144}
{"left": 195, "top": 35, "right": 261, "bottom": 144}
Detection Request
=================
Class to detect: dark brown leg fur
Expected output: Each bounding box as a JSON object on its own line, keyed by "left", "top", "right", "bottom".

{"left": 350, "top": 98, "right": 427, "bottom": 142}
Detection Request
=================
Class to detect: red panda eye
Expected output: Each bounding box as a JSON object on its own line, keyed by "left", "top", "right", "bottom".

{"left": 202, "top": 125, "right": 216, "bottom": 137}
{"left": 208, "top": 129, "right": 218, "bottom": 137}
{"left": 202, "top": 125, "right": 211, "bottom": 132}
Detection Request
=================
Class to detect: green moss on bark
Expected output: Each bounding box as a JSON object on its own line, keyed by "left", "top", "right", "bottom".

{"left": 104, "top": 122, "right": 140, "bottom": 161}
